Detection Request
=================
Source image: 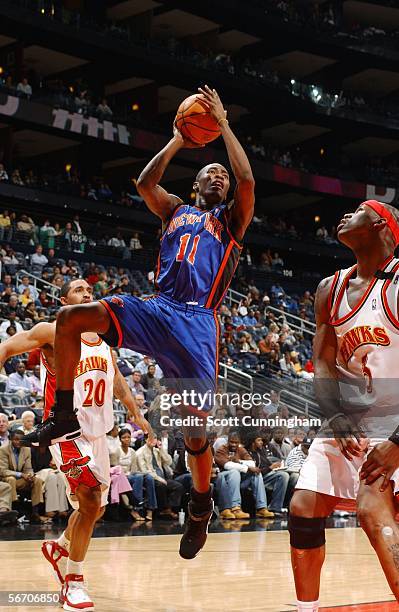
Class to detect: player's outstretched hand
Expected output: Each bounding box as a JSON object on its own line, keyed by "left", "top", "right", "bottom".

{"left": 330, "top": 415, "right": 368, "bottom": 461}
{"left": 198, "top": 85, "right": 227, "bottom": 124}
{"left": 360, "top": 441, "right": 399, "bottom": 490}
{"left": 172, "top": 122, "right": 204, "bottom": 148}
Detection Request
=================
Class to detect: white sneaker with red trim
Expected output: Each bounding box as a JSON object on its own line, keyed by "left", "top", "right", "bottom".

{"left": 62, "top": 574, "right": 94, "bottom": 611}
{"left": 41, "top": 540, "right": 69, "bottom": 586}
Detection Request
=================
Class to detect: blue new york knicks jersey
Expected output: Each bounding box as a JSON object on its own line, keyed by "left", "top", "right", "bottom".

{"left": 155, "top": 202, "right": 242, "bottom": 308}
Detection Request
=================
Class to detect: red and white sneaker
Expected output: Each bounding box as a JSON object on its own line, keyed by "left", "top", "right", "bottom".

{"left": 41, "top": 540, "right": 69, "bottom": 586}
{"left": 62, "top": 574, "right": 94, "bottom": 611}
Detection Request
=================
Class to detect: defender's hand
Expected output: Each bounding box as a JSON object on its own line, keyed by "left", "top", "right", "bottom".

{"left": 198, "top": 85, "right": 227, "bottom": 124}
{"left": 330, "top": 415, "right": 368, "bottom": 461}
{"left": 360, "top": 441, "right": 399, "bottom": 490}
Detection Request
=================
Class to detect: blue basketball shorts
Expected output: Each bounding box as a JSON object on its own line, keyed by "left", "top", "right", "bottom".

{"left": 99, "top": 293, "right": 220, "bottom": 412}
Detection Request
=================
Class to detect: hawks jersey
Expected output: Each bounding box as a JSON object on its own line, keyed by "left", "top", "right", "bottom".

{"left": 155, "top": 202, "right": 242, "bottom": 309}
{"left": 40, "top": 337, "right": 115, "bottom": 439}
{"left": 328, "top": 255, "right": 399, "bottom": 437}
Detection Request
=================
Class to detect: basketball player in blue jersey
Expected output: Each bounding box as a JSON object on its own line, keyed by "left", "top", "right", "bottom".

{"left": 22, "top": 85, "right": 255, "bottom": 559}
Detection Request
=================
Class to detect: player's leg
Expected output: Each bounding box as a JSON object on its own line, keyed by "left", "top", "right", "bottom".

{"left": 289, "top": 490, "right": 338, "bottom": 611}
{"left": 357, "top": 479, "right": 399, "bottom": 600}
{"left": 21, "top": 302, "right": 111, "bottom": 447}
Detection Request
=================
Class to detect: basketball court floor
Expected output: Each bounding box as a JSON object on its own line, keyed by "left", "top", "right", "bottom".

{"left": 0, "top": 518, "right": 396, "bottom": 611}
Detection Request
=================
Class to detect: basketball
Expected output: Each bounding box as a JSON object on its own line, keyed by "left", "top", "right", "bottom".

{"left": 175, "top": 94, "right": 222, "bottom": 145}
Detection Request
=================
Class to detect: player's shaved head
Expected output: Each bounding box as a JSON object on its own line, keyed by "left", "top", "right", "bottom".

{"left": 195, "top": 163, "right": 229, "bottom": 182}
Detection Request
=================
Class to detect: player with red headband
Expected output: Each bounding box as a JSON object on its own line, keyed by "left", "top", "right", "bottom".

{"left": 289, "top": 200, "right": 399, "bottom": 611}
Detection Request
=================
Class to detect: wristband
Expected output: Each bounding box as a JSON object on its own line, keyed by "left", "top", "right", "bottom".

{"left": 389, "top": 427, "right": 399, "bottom": 446}
{"left": 217, "top": 117, "right": 229, "bottom": 126}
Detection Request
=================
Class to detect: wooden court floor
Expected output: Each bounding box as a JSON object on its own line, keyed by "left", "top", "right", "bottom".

{"left": 0, "top": 527, "right": 397, "bottom": 611}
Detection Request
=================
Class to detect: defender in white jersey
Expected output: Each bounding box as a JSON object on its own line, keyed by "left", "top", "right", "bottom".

{"left": 289, "top": 201, "right": 399, "bottom": 611}
{"left": 0, "top": 279, "right": 151, "bottom": 612}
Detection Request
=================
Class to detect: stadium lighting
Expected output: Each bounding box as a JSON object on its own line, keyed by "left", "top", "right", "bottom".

{"left": 290, "top": 79, "right": 295, "bottom": 85}
{"left": 65, "top": 164, "right": 72, "bottom": 172}
{"left": 132, "top": 103, "right": 140, "bottom": 111}
{"left": 0, "top": 67, "right": 3, "bottom": 75}
{"left": 314, "top": 215, "right": 321, "bottom": 223}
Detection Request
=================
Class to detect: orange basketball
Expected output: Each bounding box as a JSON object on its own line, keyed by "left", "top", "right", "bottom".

{"left": 175, "top": 94, "right": 221, "bottom": 145}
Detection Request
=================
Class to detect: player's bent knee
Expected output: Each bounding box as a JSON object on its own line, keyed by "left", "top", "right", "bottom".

{"left": 76, "top": 484, "right": 102, "bottom": 517}
{"left": 289, "top": 514, "right": 326, "bottom": 550}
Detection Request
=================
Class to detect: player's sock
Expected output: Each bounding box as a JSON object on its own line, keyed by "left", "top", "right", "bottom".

{"left": 296, "top": 600, "right": 319, "bottom": 611}
{"left": 67, "top": 559, "right": 84, "bottom": 577}
{"left": 56, "top": 389, "right": 74, "bottom": 413}
{"left": 57, "top": 532, "right": 70, "bottom": 552}
{"left": 190, "top": 487, "right": 212, "bottom": 514}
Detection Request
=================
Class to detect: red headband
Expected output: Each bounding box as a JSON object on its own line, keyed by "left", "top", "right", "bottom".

{"left": 363, "top": 200, "right": 399, "bottom": 246}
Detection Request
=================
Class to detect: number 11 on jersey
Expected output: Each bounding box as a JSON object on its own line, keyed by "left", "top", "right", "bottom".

{"left": 176, "top": 234, "right": 200, "bottom": 265}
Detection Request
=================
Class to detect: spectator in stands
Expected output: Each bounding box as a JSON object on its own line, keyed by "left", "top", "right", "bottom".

{"left": 97, "top": 183, "right": 113, "bottom": 200}
{"left": 0, "top": 165, "right": 8, "bottom": 182}
{"left": 0, "top": 314, "right": 23, "bottom": 340}
{"left": 25, "top": 301, "right": 39, "bottom": 322}
{"left": 136, "top": 434, "right": 183, "bottom": 519}
{"left": 173, "top": 449, "right": 193, "bottom": 494}
{"left": 106, "top": 423, "right": 121, "bottom": 466}
{"left": 135, "top": 355, "right": 158, "bottom": 377}
{"left": 75, "top": 91, "right": 89, "bottom": 114}
{"left": 285, "top": 437, "right": 312, "bottom": 489}
{"left": 119, "top": 275, "right": 134, "bottom": 294}
{"left": 19, "top": 287, "right": 34, "bottom": 307}
{"left": 130, "top": 232, "right": 143, "bottom": 250}
{"left": 21, "top": 411, "right": 36, "bottom": 434}
{"left": 72, "top": 214, "right": 83, "bottom": 234}
{"left": 0, "top": 414, "right": 9, "bottom": 446}
{"left": 316, "top": 225, "right": 329, "bottom": 241}
{"left": 129, "top": 371, "right": 145, "bottom": 396}
{"left": 271, "top": 427, "right": 293, "bottom": 459}
{"left": 0, "top": 430, "right": 45, "bottom": 523}
{"left": 2, "top": 247, "right": 18, "bottom": 267}
{"left": 29, "top": 366, "right": 43, "bottom": 397}
{"left": 0, "top": 481, "right": 18, "bottom": 525}
{"left": 93, "top": 271, "right": 110, "bottom": 297}
{"left": 118, "top": 429, "right": 156, "bottom": 521}
{"left": 96, "top": 99, "right": 113, "bottom": 118}
{"left": 215, "top": 431, "right": 273, "bottom": 518}
{"left": 0, "top": 210, "right": 11, "bottom": 240}
{"left": 18, "top": 275, "right": 39, "bottom": 302}
{"left": 247, "top": 432, "right": 289, "bottom": 516}
{"left": 1, "top": 294, "right": 25, "bottom": 319}
{"left": 11, "top": 170, "right": 24, "bottom": 187}
{"left": 141, "top": 364, "right": 162, "bottom": 400}
{"left": 31, "top": 448, "right": 69, "bottom": 519}
{"left": 6, "top": 361, "right": 33, "bottom": 395}
{"left": 17, "top": 214, "right": 36, "bottom": 241}
{"left": 17, "top": 77, "right": 32, "bottom": 98}
{"left": 30, "top": 245, "right": 48, "bottom": 275}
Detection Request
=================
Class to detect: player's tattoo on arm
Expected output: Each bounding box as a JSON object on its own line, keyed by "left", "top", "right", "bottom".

{"left": 388, "top": 544, "right": 399, "bottom": 571}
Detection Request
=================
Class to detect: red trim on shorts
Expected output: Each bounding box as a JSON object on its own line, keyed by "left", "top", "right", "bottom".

{"left": 99, "top": 299, "right": 123, "bottom": 348}
{"left": 40, "top": 352, "right": 55, "bottom": 377}
{"left": 59, "top": 440, "right": 100, "bottom": 495}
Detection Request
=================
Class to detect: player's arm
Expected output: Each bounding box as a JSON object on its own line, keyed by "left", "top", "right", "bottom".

{"left": 136, "top": 126, "right": 202, "bottom": 224}
{"left": 313, "top": 276, "right": 364, "bottom": 460}
{"left": 111, "top": 354, "right": 154, "bottom": 440}
{"left": 0, "top": 322, "right": 55, "bottom": 368}
{"left": 198, "top": 86, "right": 255, "bottom": 242}
{"left": 360, "top": 286, "right": 399, "bottom": 485}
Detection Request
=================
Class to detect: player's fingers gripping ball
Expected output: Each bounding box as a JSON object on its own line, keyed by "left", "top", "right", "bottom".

{"left": 175, "top": 93, "right": 222, "bottom": 145}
